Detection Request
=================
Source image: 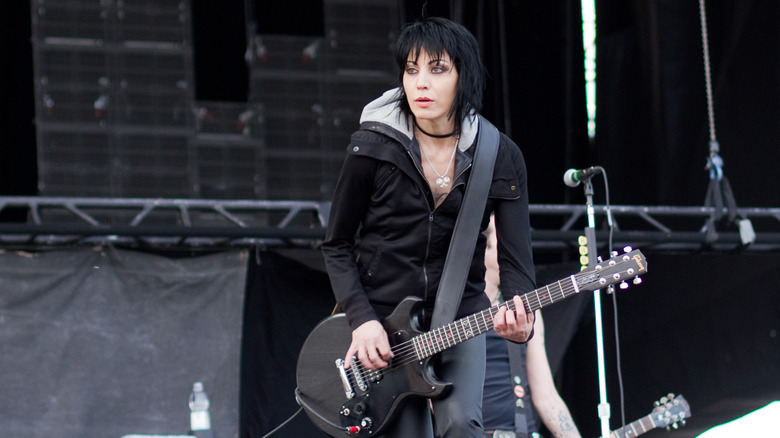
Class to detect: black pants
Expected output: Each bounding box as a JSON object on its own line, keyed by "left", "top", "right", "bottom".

{"left": 380, "top": 334, "right": 487, "bottom": 438}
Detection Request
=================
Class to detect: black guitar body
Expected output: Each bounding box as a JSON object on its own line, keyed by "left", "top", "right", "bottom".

{"left": 296, "top": 297, "right": 450, "bottom": 437}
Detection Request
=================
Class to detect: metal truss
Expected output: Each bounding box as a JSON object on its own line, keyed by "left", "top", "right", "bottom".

{"left": 0, "top": 196, "right": 778, "bottom": 253}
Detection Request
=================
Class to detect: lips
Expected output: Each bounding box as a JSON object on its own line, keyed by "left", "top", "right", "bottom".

{"left": 415, "top": 97, "right": 433, "bottom": 108}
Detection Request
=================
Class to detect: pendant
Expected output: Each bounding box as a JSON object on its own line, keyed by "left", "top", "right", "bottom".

{"left": 436, "top": 176, "right": 451, "bottom": 188}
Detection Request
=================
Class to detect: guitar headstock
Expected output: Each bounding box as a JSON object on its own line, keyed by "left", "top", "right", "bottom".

{"left": 650, "top": 393, "right": 691, "bottom": 430}
{"left": 576, "top": 248, "right": 647, "bottom": 293}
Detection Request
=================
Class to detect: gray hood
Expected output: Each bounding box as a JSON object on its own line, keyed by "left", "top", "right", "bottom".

{"left": 359, "top": 88, "right": 478, "bottom": 151}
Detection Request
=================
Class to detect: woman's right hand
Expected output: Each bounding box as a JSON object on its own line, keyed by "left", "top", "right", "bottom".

{"left": 344, "top": 320, "right": 394, "bottom": 370}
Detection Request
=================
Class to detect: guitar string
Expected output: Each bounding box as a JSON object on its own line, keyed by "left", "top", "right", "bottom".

{"left": 347, "top": 280, "right": 583, "bottom": 381}
{"left": 347, "top": 279, "right": 583, "bottom": 380}
{"left": 347, "top": 276, "right": 592, "bottom": 380}
{"left": 345, "top": 256, "right": 638, "bottom": 381}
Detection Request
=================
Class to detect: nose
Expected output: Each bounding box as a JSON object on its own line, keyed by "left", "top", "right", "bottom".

{"left": 416, "top": 71, "right": 429, "bottom": 89}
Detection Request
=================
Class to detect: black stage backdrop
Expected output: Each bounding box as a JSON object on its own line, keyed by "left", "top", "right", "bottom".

{"left": 240, "top": 250, "right": 335, "bottom": 438}
{"left": 242, "top": 249, "right": 780, "bottom": 438}
{"left": 0, "top": 248, "right": 247, "bottom": 438}
{"left": 557, "top": 251, "right": 780, "bottom": 438}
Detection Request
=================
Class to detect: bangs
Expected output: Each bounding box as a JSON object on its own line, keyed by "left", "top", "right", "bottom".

{"left": 396, "top": 26, "right": 459, "bottom": 68}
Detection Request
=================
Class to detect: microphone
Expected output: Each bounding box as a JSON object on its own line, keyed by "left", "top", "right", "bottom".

{"left": 563, "top": 166, "right": 602, "bottom": 187}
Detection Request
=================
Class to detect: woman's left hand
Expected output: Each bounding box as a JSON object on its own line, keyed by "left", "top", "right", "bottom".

{"left": 493, "top": 295, "right": 535, "bottom": 343}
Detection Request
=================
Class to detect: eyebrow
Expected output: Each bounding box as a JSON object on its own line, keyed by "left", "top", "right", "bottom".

{"left": 406, "top": 58, "right": 450, "bottom": 65}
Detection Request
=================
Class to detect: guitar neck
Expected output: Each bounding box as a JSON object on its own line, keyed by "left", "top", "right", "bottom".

{"left": 411, "top": 274, "right": 582, "bottom": 360}
{"left": 609, "top": 414, "right": 657, "bottom": 438}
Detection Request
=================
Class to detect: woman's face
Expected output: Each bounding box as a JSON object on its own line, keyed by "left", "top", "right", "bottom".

{"left": 403, "top": 49, "right": 459, "bottom": 127}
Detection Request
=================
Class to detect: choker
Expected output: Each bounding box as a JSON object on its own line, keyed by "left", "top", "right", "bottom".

{"left": 414, "top": 119, "right": 458, "bottom": 138}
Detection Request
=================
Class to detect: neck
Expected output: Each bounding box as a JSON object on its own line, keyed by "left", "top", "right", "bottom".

{"left": 414, "top": 118, "right": 458, "bottom": 138}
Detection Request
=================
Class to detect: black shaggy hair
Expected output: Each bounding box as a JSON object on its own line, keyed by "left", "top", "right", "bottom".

{"left": 394, "top": 17, "right": 486, "bottom": 132}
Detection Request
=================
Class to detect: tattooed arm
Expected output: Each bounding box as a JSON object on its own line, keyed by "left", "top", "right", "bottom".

{"left": 526, "top": 313, "right": 582, "bottom": 438}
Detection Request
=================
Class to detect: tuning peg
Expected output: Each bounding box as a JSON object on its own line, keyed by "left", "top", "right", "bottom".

{"left": 607, "top": 285, "right": 615, "bottom": 294}
{"left": 633, "top": 277, "right": 642, "bottom": 285}
{"left": 619, "top": 281, "right": 629, "bottom": 290}
{"left": 610, "top": 250, "right": 618, "bottom": 258}
{"left": 623, "top": 245, "right": 633, "bottom": 253}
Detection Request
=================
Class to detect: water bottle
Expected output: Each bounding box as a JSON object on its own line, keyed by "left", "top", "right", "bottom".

{"left": 189, "top": 381, "right": 215, "bottom": 438}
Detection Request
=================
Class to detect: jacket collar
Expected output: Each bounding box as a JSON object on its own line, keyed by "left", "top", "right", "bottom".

{"left": 359, "top": 88, "right": 478, "bottom": 152}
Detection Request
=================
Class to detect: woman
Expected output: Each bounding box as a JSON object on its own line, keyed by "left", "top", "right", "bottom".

{"left": 321, "top": 17, "right": 536, "bottom": 437}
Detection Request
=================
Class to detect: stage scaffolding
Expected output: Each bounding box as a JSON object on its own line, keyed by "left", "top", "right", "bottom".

{"left": 0, "top": 196, "right": 778, "bottom": 253}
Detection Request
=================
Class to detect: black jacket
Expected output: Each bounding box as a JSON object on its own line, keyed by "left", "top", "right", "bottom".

{"left": 322, "top": 120, "right": 536, "bottom": 331}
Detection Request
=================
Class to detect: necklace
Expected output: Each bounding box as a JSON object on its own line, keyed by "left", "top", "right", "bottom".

{"left": 414, "top": 118, "right": 458, "bottom": 138}
{"left": 418, "top": 131, "right": 459, "bottom": 188}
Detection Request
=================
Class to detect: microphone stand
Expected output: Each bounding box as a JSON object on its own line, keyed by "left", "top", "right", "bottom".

{"left": 581, "top": 177, "right": 611, "bottom": 438}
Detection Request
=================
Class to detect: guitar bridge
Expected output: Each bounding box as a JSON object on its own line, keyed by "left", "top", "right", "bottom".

{"left": 335, "top": 358, "right": 355, "bottom": 399}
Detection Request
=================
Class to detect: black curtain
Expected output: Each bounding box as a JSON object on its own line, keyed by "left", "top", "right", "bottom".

{"left": 240, "top": 250, "right": 334, "bottom": 437}
{"left": 557, "top": 251, "right": 780, "bottom": 437}
{"left": 0, "top": 248, "right": 247, "bottom": 438}
{"left": 594, "top": 0, "right": 780, "bottom": 208}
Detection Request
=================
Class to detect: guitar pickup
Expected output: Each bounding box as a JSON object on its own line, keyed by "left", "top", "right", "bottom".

{"left": 335, "top": 358, "right": 355, "bottom": 399}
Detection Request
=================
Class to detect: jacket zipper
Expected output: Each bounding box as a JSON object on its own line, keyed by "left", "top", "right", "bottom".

{"left": 407, "top": 148, "right": 474, "bottom": 318}
{"left": 405, "top": 148, "right": 436, "bottom": 308}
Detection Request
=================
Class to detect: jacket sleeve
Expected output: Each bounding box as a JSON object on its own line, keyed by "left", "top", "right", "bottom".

{"left": 321, "top": 150, "right": 381, "bottom": 330}
{"left": 493, "top": 136, "right": 537, "bottom": 305}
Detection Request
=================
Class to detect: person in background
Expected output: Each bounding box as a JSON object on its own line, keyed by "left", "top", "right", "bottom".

{"left": 483, "top": 215, "right": 582, "bottom": 438}
{"left": 321, "top": 17, "right": 536, "bottom": 437}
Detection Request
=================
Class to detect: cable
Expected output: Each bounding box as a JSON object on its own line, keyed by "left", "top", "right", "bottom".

{"left": 260, "top": 403, "right": 304, "bottom": 438}
{"left": 292, "top": 388, "right": 350, "bottom": 434}
{"left": 599, "top": 169, "right": 627, "bottom": 430}
{"left": 699, "top": 0, "right": 717, "bottom": 144}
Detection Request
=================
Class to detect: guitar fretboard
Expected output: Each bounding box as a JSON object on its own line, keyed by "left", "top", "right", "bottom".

{"left": 412, "top": 273, "right": 583, "bottom": 360}
{"left": 611, "top": 415, "right": 655, "bottom": 438}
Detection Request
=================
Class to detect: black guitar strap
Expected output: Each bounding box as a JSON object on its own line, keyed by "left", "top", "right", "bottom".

{"left": 507, "top": 340, "right": 535, "bottom": 437}
{"left": 430, "top": 115, "right": 499, "bottom": 329}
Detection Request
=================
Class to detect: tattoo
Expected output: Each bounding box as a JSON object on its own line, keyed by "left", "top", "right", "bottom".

{"left": 541, "top": 407, "right": 581, "bottom": 438}
{"left": 557, "top": 410, "right": 576, "bottom": 431}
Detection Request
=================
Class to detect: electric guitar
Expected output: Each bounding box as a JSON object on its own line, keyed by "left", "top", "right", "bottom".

{"left": 296, "top": 249, "right": 648, "bottom": 437}
{"left": 610, "top": 393, "right": 691, "bottom": 438}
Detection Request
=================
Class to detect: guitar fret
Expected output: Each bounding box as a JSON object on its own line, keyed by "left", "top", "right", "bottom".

{"left": 469, "top": 314, "right": 477, "bottom": 337}
{"left": 429, "top": 329, "right": 438, "bottom": 355}
{"left": 413, "top": 335, "right": 423, "bottom": 360}
{"left": 419, "top": 333, "right": 428, "bottom": 358}
{"left": 533, "top": 288, "right": 543, "bottom": 310}
{"left": 614, "top": 414, "right": 652, "bottom": 438}
{"left": 440, "top": 327, "right": 448, "bottom": 352}
{"left": 546, "top": 283, "right": 554, "bottom": 305}
{"left": 558, "top": 280, "right": 565, "bottom": 300}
